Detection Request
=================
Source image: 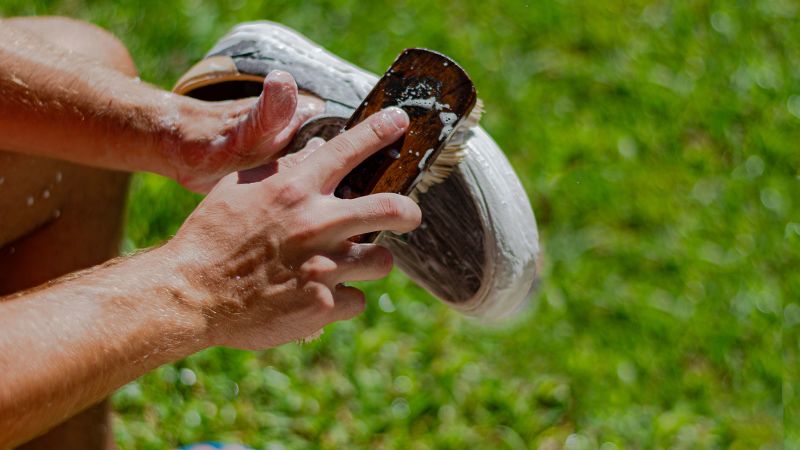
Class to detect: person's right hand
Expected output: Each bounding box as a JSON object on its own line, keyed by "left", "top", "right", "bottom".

{"left": 167, "top": 107, "right": 420, "bottom": 350}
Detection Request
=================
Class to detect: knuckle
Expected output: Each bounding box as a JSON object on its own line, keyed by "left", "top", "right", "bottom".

{"left": 366, "top": 118, "right": 388, "bottom": 141}
{"left": 328, "top": 138, "right": 359, "bottom": 167}
{"left": 374, "top": 195, "right": 421, "bottom": 227}
{"left": 287, "top": 206, "right": 327, "bottom": 243}
{"left": 306, "top": 282, "right": 334, "bottom": 309}
{"left": 373, "top": 245, "right": 394, "bottom": 273}
{"left": 375, "top": 196, "right": 404, "bottom": 219}
{"left": 289, "top": 227, "right": 316, "bottom": 243}
{"left": 365, "top": 110, "right": 403, "bottom": 142}
{"left": 300, "top": 256, "right": 335, "bottom": 280}
{"left": 273, "top": 177, "right": 307, "bottom": 205}
{"left": 317, "top": 293, "right": 335, "bottom": 311}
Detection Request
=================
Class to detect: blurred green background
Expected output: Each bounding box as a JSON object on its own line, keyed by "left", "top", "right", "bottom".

{"left": 2, "top": 0, "right": 797, "bottom": 448}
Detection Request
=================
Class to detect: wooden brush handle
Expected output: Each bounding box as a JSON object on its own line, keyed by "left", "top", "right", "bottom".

{"left": 335, "top": 48, "right": 477, "bottom": 242}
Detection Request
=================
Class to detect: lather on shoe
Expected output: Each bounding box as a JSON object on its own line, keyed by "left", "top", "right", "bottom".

{"left": 174, "top": 21, "right": 540, "bottom": 319}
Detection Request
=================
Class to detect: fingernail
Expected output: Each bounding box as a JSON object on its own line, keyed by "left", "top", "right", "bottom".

{"left": 265, "top": 70, "right": 292, "bottom": 83}
{"left": 382, "top": 107, "right": 409, "bottom": 131}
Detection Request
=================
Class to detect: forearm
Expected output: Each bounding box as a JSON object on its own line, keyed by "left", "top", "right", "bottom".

{"left": 0, "top": 245, "right": 207, "bottom": 448}
{"left": 0, "top": 21, "right": 202, "bottom": 178}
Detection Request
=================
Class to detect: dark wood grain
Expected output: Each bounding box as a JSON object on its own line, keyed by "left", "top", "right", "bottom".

{"left": 334, "top": 48, "right": 477, "bottom": 242}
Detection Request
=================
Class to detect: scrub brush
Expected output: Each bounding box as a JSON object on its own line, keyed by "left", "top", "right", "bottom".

{"left": 334, "top": 48, "right": 483, "bottom": 241}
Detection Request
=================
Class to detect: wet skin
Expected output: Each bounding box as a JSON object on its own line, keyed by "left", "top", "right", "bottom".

{"left": 0, "top": 17, "right": 419, "bottom": 448}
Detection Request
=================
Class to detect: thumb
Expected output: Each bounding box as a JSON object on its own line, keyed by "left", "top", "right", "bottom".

{"left": 259, "top": 70, "right": 299, "bottom": 135}
{"left": 239, "top": 70, "right": 298, "bottom": 150}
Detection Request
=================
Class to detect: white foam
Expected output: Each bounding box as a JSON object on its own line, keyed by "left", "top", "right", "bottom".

{"left": 396, "top": 96, "right": 451, "bottom": 112}
{"left": 417, "top": 148, "right": 434, "bottom": 170}
{"left": 438, "top": 112, "right": 458, "bottom": 140}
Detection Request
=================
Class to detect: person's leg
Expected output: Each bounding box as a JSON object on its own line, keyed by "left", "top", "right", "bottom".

{"left": 0, "top": 16, "right": 136, "bottom": 450}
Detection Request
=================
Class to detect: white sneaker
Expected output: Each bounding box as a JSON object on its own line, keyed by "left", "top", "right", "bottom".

{"left": 174, "top": 21, "right": 540, "bottom": 319}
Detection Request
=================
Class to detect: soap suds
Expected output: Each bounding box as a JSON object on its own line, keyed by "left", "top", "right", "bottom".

{"left": 438, "top": 112, "right": 458, "bottom": 140}
{"left": 417, "top": 148, "right": 434, "bottom": 170}
{"left": 396, "top": 97, "right": 451, "bottom": 112}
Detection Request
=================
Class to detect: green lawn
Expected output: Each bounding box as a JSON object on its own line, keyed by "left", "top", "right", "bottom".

{"left": 2, "top": 0, "right": 797, "bottom": 448}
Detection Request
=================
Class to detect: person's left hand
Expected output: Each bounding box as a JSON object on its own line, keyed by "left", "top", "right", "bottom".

{"left": 165, "top": 70, "right": 323, "bottom": 193}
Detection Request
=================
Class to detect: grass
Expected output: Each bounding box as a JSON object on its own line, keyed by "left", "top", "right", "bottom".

{"left": 2, "top": 0, "right": 797, "bottom": 448}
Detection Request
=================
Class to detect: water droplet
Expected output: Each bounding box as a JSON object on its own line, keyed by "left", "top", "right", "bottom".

{"left": 55, "top": 172, "right": 63, "bottom": 183}
{"left": 179, "top": 368, "right": 197, "bottom": 386}
{"left": 42, "top": 189, "right": 50, "bottom": 199}
{"left": 53, "top": 209, "right": 61, "bottom": 219}
{"left": 378, "top": 293, "right": 396, "bottom": 313}
{"left": 393, "top": 375, "right": 412, "bottom": 393}
{"left": 183, "top": 410, "right": 201, "bottom": 427}
{"left": 391, "top": 397, "right": 410, "bottom": 418}
{"left": 0, "top": 176, "right": 4, "bottom": 185}
{"left": 26, "top": 196, "right": 34, "bottom": 206}
{"left": 745, "top": 155, "right": 764, "bottom": 177}
{"left": 443, "top": 61, "right": 449, "bottom": 67}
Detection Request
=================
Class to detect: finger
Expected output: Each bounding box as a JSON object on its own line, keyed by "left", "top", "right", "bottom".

{"left": 329, "top": 243, "right": 393, "bottom": 284}
{"left": 253, "top": 70, "right": 298, "bottom": 136}
{"left": 329, "top": 285, "right": 366, "bottom": 322}
{"left": 232, "top": 71, "right": 298, "bottom": 157}
{"left": 251, "top": 92, "right": 325, "bottom": 158}
{"left": 296, "top": 107, "right": 409, "bottom": 193}
{"left": 314, "top": 193, "right": 421, "bottom": 242}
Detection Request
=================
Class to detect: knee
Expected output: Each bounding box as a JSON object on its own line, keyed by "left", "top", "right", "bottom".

{"left": 4, "top": 16, "right": 137, "bottom": 77}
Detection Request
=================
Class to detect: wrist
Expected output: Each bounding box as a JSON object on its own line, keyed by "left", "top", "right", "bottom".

{"left": 149, "top": 93, "right": 199, "bottom": 181}
{"left": 142, "top": 243, "right": 213, "bottom": 356}
{"left": 153, "top": 95, "right": 238, "bottom": 189}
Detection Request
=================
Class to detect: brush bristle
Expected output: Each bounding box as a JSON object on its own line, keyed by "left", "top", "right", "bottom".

{"left": 409, "top": 98, "right": 484, "bottom": 201}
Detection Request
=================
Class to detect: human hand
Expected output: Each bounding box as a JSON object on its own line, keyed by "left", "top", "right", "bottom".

{"left": 168, "top": 107, "right": 420, "bottom": 350}
{"left": 166, "top": 70, "right": 323, "bottom": 193}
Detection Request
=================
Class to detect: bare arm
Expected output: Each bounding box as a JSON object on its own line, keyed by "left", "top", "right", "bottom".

{"left": 0, "top": 247, "right": 206, "bottom": 447}
{"left": 0, "top": 21, "right": 321, "bottom": 192}
{"left": 0, "top": 108, "right": 417, "bottom": 447}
